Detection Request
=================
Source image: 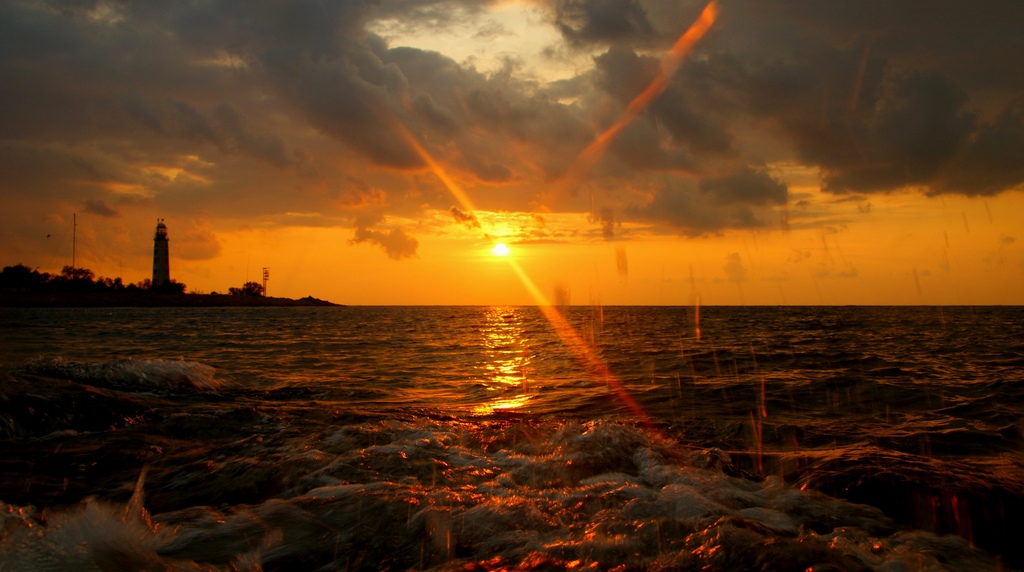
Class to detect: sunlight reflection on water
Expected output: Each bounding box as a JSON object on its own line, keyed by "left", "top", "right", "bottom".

{"left": 473, "top": 307, "right": 533, "bottom": 414}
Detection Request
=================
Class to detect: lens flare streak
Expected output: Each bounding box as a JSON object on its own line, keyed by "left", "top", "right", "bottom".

{"left": 506, "top": 259, "right": 651, "bottom": 422}
{"left": 558, "top": 1, "right": 719, "bottom": 191}
{"left": 386, "top": 114, "right": 479, "bottom": 215}
{"left": 361, "top": 9, "right": 718, "bottom": 425}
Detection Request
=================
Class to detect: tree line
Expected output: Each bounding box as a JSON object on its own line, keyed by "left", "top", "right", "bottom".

{"left": 1, "top": 266, "right": 276, "bottom": 300}
{"left": 0, "top": 264, "right": 266, "bottom": 296}
{"left": 0, "top": 264, "right": 186, "bottom": 294}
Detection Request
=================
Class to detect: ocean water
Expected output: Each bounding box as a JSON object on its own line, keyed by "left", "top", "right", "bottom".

{"left": 0, "top": 305, "right": 1022, "bottom": 570}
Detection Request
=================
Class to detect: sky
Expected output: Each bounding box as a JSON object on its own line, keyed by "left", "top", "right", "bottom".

{"left": 1, "top": 0, "right": 1022, "bottom": 305}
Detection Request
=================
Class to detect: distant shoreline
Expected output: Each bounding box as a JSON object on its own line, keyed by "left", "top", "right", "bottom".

{"left": 0, "top": 292, "right": 340, "bottom": 308}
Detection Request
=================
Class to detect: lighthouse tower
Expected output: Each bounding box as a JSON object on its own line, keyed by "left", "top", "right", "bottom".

{"left": 152, "top": 219, "right": 170, "bottom": 288}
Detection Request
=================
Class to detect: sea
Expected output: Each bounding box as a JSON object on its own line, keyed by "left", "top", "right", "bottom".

{"left": 0, "top": 305, "right": 1022, "bottom": 571}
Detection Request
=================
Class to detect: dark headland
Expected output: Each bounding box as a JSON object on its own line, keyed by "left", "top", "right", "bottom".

{"left": 0, "top": 292, "right": 340, "bottom": 308}
{"left": 0, "top": 264, "right": 340, "bottom": 307}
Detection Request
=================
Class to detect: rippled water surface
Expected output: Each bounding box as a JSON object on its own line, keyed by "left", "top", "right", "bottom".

{"left": 1, "top": 306, "right": 1022, "bottom": 570}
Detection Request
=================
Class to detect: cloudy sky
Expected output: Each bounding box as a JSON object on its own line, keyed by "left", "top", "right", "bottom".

{"left": 2, "top": 0, "right": 1022, "bottom": 304}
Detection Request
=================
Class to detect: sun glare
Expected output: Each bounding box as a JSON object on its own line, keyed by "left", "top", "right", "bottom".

{"left": 492, "top": 243, "right": 510, "bottom": 257}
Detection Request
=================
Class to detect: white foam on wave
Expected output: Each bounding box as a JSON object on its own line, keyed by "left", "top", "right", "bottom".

{"left": 0, "top": 419, "right": 1001, "bottom": 570}
{"left": 21, "top": 357, "right": 222, "bottom": 391}
{"left": 0, "top": 469, "right": 255, "bottom": 571}
{"left": 0, "top": 502, "right": 268, "bottom": 571}
{"left": 1, "top": 499, "right": 165, "bottom": 572}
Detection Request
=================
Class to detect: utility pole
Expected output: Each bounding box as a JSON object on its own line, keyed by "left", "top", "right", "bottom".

{"left": 262, "top": 267, "right": 270, "bottom": 297}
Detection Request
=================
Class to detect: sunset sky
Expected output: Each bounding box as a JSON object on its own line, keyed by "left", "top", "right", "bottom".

{"left": 1, "top": 0, "right": 1022, "bottom": 305}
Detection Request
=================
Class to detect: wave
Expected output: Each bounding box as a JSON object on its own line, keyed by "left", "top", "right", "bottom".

{"left": 18, "top": 357, "right": 222, "bottom": 392}
{"left": 0, "top": 419, "right": 1000, "bottom": 570}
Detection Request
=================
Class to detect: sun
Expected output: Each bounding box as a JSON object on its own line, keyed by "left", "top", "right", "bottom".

{"left": 492, "top": 243, "right": 511, "bottom": 257}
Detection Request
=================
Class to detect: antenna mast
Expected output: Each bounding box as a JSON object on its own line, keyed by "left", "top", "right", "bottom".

{"left": 262, "top": 267, "right": 270, "bottom": 297}
{"left": 72, "top": 213, "right": 76, "bottom": 268}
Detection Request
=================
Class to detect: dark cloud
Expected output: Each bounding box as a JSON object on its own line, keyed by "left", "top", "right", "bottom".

{"left": 335, "top": 179, "right": 390, "bottom": 228}
{"left": 592, "top": 46, "right": 657, "bottom": 98}
{"left": 170, "top": 99, "right": 221, "bottom": 143}
{"left": 351, "top": 226, "right": 420, "bottom": 260}
{"left": 626, "top": 172, "right": 781, "bottom": 235}
{"left": 377, "top": 46, "right": 595, "bottom": 184}
{"left": 602, "top": 120, "right": 697, "bottom": 174}
{"left": 727, "top": 43, "right": 884, "bottom": 166}
{"left": 172, "top": 0, "right": 374, "bottom": 62}
{"left": 263, "top": 43, "right": 425, "bottom": 170}
{"left": 83, "top": 199, "right": 119, "bottom": 218}
{"left": 449, "top": 206, "right": 480, "bottom": 227}
{"left": 650, "top": 82, "right": 733, "bottom": 155}
{"left": 819, "top": 72, "right": 976, "bottom": 194}
{"left": 0, "top": 142, "right": 102, "bottom": 198}
{"left": 597, "top": 47, "right": 734, "bottom": 134}
{"left": 699, "top": 166, "right": 787, "bottom": 205}
{"left": 463, "top": 157, "right": 514, "bottom": 183}
{"left": 934, "top": 101, "right": 1024, "bottom": 196}
{"left": 121, "top": 94, "right": 299, "bottom": 168}
{"left": 699, "top": 0, "right": 1024, "bottom": 197}
{"left": 372, "top": 0, "right": 491, "bottom": 34}
{"left": 542, "top": 74, "right": 591, "bottom": 102}
{"left": 589, "top": 46, "right": 731, "bottom": 174}
{"left": 717, "top": 0, "right": 1024, "bottom": 95}
{"left": 745, "top": 61, "right": 1024, "bottom": 197}
{"left": 122, "top": 94, "right": 167, "bottom": 135}
{"left": 410, "top": 93, "right": 462, "bottom": 136}
{"left": 461, "top": 81, "right": 583, "bottom": 144}
{"left": 213, "top": 104, "right": 293, "bottom": 168}
{"left": 554, "top": 0, "right": 654, "bottom": 46}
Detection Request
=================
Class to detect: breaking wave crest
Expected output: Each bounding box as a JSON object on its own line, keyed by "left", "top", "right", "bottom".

{"left": 20, "top": 357, "right": 221, "bottom": 391}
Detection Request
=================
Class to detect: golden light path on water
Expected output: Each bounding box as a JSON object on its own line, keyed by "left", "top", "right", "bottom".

{"left": 506, "top": 258, "right": 652, "bottom": 421}
{"left": 472, "top": 306, "right": 533, "bottom": 415}
{"left": 364, "top": 2, "right": 719, "bottom": 416}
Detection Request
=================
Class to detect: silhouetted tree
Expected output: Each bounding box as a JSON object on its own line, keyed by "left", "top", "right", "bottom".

{"left": 1, "top": 264, "right": 190, "bottom": 296}
{"left": 97, "top": 276, "right": 124, "bottom": 291}
{"left": 0, "top": 264, "right": 49, "bottom": 292}
{"left": 58, "top": 266, "right": 97, "bottom": 293}
{"left": 152, "top": 280, "right": 187, "bottom": 294}
{"left": 229, "top": 281, "right": 264, "bottom": 296}
{"left": 60, "top": 266, "right": 94, "bottom": 281}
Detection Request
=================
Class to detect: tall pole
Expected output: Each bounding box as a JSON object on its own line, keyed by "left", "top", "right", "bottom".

{"left": 72, "top": 213, "right": 76, "bottom": 269}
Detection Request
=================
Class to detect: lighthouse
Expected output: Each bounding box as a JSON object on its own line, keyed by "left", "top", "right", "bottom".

{"left": 152, "top": 219, "right": 170, "bottom": 288}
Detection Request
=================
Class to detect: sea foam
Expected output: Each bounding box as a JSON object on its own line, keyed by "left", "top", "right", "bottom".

{"left": 0, "top": 418, "right": 1002, "bottom": 570}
